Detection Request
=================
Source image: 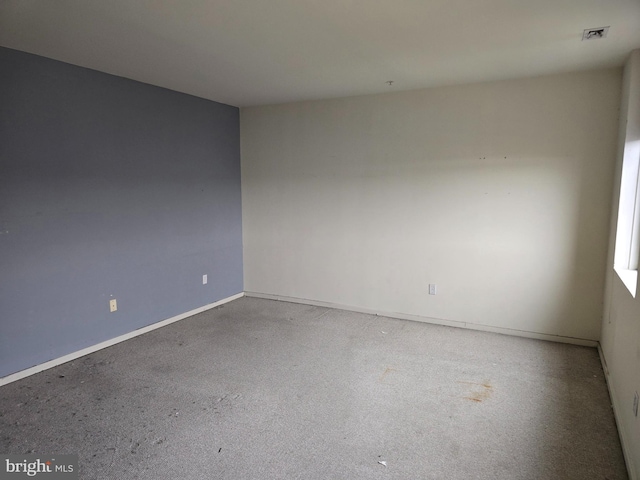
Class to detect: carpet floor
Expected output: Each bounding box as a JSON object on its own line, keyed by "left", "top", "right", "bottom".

{"left": 0, "top": 297, "right": 628, "bottom": 479}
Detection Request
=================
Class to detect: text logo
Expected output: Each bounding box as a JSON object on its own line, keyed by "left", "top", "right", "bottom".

{"left": 0, "top": 455, "right": 78, "bottom": 479}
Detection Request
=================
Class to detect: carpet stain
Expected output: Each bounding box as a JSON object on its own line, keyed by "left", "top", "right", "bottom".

{"left": 464, "top": 397, "right": 483, "bottom": 403}
{"left": 458, "top": 381, "right": 492, "bottom": 403}
{"left": 378, "top": 367, "right": 396, "bottom": 382}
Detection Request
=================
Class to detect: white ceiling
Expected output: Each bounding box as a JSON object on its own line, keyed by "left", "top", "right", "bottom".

{"left": 1, "top": 0, "right": 639, "bottom": 107}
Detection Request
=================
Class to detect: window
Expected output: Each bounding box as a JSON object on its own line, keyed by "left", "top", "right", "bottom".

{"left": 614, "top": 137, "right": 640, "bottom": 297}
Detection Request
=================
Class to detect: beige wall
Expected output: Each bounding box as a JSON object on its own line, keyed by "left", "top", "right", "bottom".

{"left": 241, "top": 69, "right": 620, "bottom": 342}
{"left": 602, "top": 49, "right": 640, "bottom": 480}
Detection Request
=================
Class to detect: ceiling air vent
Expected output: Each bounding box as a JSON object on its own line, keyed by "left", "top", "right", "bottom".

{"left": 582, "top": 26, "right": 609, "bottom": 41}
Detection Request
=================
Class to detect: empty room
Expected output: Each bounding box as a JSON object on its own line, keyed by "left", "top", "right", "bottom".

{"left": 1, "top": 1, "right": 639, "bottom": 479}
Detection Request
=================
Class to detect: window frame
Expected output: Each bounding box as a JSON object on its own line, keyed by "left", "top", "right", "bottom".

{"left": 614, "top": 138, "right": 640, "bottom": 297}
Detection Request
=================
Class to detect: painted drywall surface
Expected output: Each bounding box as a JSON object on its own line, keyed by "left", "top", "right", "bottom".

{"left": 0, "top": 47, "right": 243, "bottom": 378}
{"left": 241, "top": 70, "right": 621, "bottom": 341}
{"left": 601, "top": 49, "right": 640, "bottom": 480}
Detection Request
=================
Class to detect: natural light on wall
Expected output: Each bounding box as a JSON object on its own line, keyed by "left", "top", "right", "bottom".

{"left": 614, "top": 138, "right": 640, "bottom": 297}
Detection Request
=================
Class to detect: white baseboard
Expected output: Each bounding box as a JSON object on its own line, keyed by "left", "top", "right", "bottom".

{"left": 0, "top": 292, "right": 244, "bottom": 387}
{"left": 244, "top": 291, "right": 599, "bottom": 347}
{"left": 598, "top": 344, "right": 637, "bottom": 480}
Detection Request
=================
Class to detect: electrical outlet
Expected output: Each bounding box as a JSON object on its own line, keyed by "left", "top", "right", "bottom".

{"left": 429, "top": 284, "right": 437, "bottom": 295}
{"left": 109, "top": 299, "right": 117, "bottom": 313}
{"left": 203, "top": 274, "right": 208, "bottom": 285}
{"left": 634, "top": 391, "right": 639, "bottom": 417}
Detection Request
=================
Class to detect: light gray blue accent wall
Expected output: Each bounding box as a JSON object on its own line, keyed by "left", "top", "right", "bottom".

{"left": 0, "top": 47, "right": 243, "bottom": 377}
